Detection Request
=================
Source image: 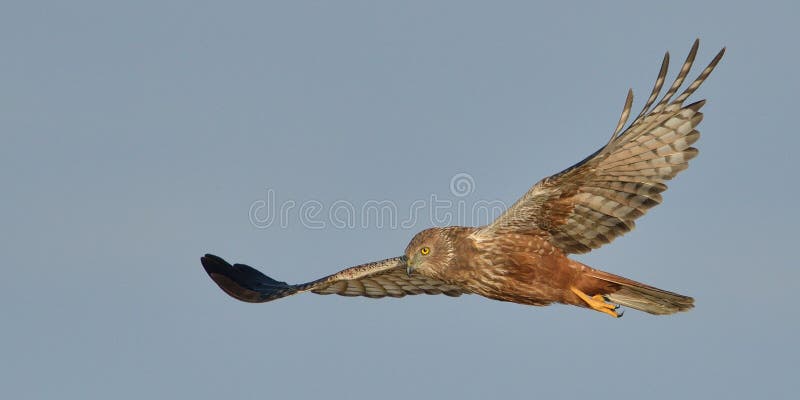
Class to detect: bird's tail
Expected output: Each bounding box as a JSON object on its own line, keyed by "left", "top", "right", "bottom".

{"left": 584, "top": 268, "right": 694, "bottom": 315}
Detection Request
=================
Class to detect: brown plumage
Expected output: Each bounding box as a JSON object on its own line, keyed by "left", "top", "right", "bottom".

{"left": 201, "top": 40, "right": 724, "bottom": 317}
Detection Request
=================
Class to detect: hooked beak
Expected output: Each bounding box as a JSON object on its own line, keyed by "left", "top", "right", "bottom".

{"left": 406, "top": 256, "right": 415, "bottom": 276}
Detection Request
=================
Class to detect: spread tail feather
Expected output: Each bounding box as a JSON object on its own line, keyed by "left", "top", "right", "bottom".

{"left": 587, "top": 269, "right": 694, "bottom": 315}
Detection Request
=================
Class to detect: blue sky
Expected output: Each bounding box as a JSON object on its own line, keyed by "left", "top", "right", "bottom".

{"left": 2, "top": 1, "right": 797, "bottom": 399}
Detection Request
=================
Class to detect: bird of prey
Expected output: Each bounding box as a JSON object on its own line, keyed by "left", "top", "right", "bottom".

{"left": 202, "top": 40, "right": 724, "bottom": 317}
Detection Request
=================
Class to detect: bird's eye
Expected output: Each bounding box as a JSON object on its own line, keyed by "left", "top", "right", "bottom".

{"left": 420, "top": 247, "right": 430, "bottom": 255}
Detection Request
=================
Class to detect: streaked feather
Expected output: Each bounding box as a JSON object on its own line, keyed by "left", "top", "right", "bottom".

{"left": 201, "top": 254, "right": 466, "bottom": 303}
{"left": 479, "top": 41, "right": 725, "bottom": 254}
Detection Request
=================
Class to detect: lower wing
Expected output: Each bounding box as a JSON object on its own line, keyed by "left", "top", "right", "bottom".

{"left": 201, "top": 254, "right": 467, "bottom": 303}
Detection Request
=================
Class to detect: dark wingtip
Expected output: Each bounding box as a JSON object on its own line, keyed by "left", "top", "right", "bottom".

{"left": 201, "top": 253, "right": 230, "bottom": 275}
{"left": 200, "top": 253, "right": 298, "bottom": 303}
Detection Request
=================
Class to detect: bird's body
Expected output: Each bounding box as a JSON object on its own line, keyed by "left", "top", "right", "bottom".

{"left": 404, "top": 226, "right": 689, "bottom": 316}
{"left": 406, "top": 227, "right": 570, "bottom": 307}
{"left": 201, "top": 40, "right": 723, "bottom": 318}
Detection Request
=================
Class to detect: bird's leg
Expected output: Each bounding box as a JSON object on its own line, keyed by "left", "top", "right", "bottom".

{"left": 570, "top": 287, "right": 622, "bottom": 318}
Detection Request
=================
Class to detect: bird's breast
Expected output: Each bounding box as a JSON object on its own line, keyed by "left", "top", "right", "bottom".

{"left": 447, "top": 233, "right": 577, "bottom": 300}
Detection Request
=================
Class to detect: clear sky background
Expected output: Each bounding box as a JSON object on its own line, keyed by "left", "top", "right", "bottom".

{"left": 2, "top": 1, "right": 797, "bottom": 399}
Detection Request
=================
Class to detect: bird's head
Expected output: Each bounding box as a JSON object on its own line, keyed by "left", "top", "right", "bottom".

{"left": 404, "top": 227, "right": 455, "bottom": 277}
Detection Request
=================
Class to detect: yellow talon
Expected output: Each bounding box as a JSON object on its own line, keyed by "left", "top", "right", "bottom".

{"left": 571, "top": 287, "right": 621, "bottom": 318}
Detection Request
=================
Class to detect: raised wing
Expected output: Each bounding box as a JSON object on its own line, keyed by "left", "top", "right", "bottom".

{"left": 201, "top": 254, "right": 467, "bottom": 303}
{"left": 479, "top": 40, "right": 725, "bottom": 254}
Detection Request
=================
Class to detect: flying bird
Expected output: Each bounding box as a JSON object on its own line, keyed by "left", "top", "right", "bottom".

{"left": 202, "top": 40, "right": 724, "bottom": 317}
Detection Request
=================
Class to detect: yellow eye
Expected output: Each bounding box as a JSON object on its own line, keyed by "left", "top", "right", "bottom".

{"left": 420, "top": 247, "right": 430, "bottom": 255}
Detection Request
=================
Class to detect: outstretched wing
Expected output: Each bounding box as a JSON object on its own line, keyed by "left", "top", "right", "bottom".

{"left": 201, "top": 254, "right": 467, "bottom": 303}
{"left": 479, "top": 40, "right": 725, "bottom": 254}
